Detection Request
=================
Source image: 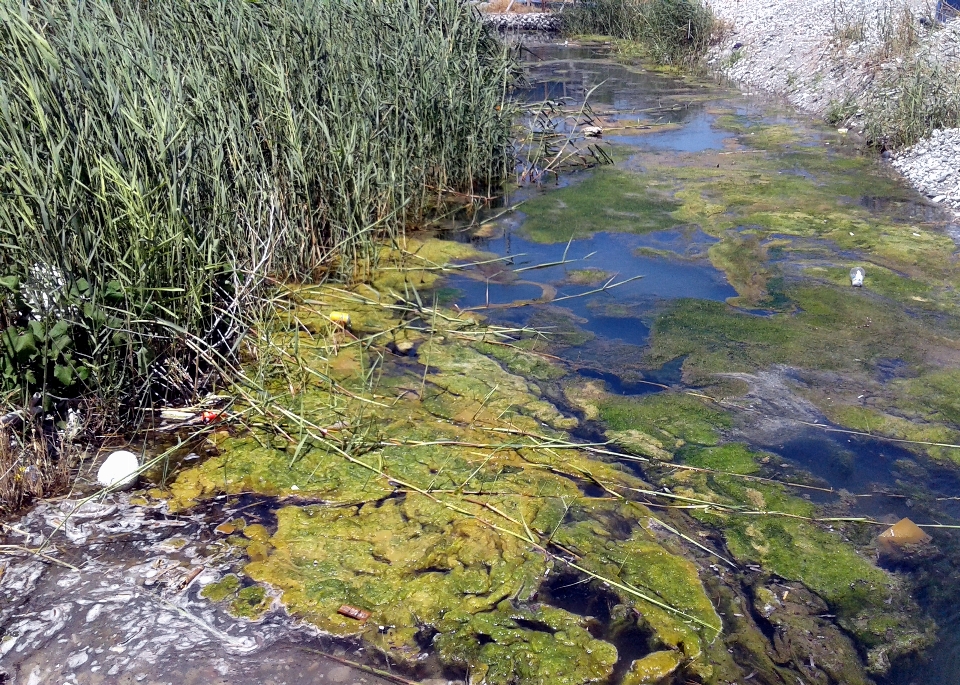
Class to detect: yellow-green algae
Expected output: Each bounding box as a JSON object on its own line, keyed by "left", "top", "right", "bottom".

{"left": 475, "top": 339, "right": 567, "bottom": 382}
{"left": 434, "top": 600, "right": 618, "bottom": 685}
{"left": 621, "top": 650, "right": 681, "bottom": 685}
{"left": 712, "top": 115, "right": 803, "bottom": 150}
{"left": 517, "top": 168, "right": 682, "bottom": 243}
{"left": 200, "top": 573, "right": 270, "bottom": 619}
{"left": 646, "top": 286, "right": 940, "bottom": 382}
{"left": 565, "top": 379, "right": 930, "bottom": 672}
{"left": 641, "top": 143, "right": 958, "bottom": 308}
{"left": 231, "top": 585, "right": 270, "bottom": 619}
{"left": 565, "top": 382, "right": 730, "bottom": 453}
{"left": 551, "top": 500, "right": 721, "bottom": 658}
{"left": 201, "top": 574, "right": 241, "bottom": 602}
{"left": 171, "top": 240, "right": 722, "bottom": 682}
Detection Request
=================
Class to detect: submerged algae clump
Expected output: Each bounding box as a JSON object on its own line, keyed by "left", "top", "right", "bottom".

{"left": 573, "top": 371, "right": 932, "bottom": 675}
{"left": 562, "top": 268, "right": 613, "bottom": 286}
{"left": 566, "top": 383, "right": 729, "bottom": 452}
{"left": 553, "top": 501, "right": 722, "bottom": 660}
{"left": 646, "top": 285, "right": 935, "bottom": 383}
{"left": 201, "top": 574, "right": 271, "bottom": 620}
{"left": 201, "top": 574, "right": 240, "bottom": 602}
{"left": 518, "top": 168, "right": 682, "bottom": 243}
{"left": 621, "top": 650, "right": 682, "bottom": 685}
{"left": 820, "top": 368, "right": 960, "bottom": 465}
{"left": 435, "top": 601, "right": 618, "bottom": 685}
{"left": 666, "top": 445, "right": 932, "bottom": 670}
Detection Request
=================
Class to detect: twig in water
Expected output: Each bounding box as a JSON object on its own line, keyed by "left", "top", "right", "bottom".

{"left": 793, "top": 419, "right": 960, "bottom": 450}
{"left": 300, "top": 648, "right": 418, "bottom": 685}
{"left": 0, "top": 544, "right": 79, "bottom": 571}
{"left": 645, "top": 516, "right": 737, "bottom": 568}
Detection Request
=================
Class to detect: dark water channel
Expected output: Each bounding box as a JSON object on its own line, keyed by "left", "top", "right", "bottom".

{"left": 446, "top": 42, "right": 960, "bottom": 685}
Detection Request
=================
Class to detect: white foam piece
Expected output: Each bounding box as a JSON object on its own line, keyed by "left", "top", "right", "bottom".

{"left": 96, "top": 450, "right": 140, "bottom": 490}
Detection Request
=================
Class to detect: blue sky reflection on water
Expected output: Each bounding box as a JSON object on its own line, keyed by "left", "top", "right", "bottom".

{"left": 449, "top": 229, "right": 736, "bottom": 346}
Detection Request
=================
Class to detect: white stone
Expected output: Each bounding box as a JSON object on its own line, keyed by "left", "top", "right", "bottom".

{"left": 96, "top": 450, "right": 140, "bottom": 490}
{"left": 67, "top": 650, "right": 89, "bottom": 668}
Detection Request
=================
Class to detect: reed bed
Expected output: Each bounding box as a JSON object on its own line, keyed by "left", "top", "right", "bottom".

{"left": 830, "top": 2, "right": 960, "bottom": 149}
{"left": 0, "top": 0, "right": 519, "bottom": 418}
{"left": 562, "top": 0, "right": 715, "bottom": 66}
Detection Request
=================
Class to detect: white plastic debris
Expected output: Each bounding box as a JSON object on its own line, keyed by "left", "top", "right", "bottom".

{"left": 582, "top": 126, "right": 603, "bottom": 138}
{"left": 850, "top": 266, "right": 865, "bottom": 287}
{"left": 96, "top": 450, "right": 140, "bottom": 490}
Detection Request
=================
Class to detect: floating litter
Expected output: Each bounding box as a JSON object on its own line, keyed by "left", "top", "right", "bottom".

{"left": 96, "top": 450, "right": 140, "bottom": 490}
{"left": 850, "top": 266, "right": 865, "bottom": 287}
{"left": 329, "top": 311, "right": 351, "bottom": 328}
{"left": 337, "top": 604, "right": 370, "bottom": 621}
{"left": 877, "top": 517, "right": 932, "bottom": 550}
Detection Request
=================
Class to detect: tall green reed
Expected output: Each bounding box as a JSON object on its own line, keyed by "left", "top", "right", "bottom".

{"left": 0, "top": 0, "right": 520, "bottom": 416}
{"left": 562, "top": 0, "right": 714, "bottom": 67}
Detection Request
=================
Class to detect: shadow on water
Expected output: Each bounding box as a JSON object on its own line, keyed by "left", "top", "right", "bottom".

{"left": 577, "top": 356, "right": 684, "bottom": 394}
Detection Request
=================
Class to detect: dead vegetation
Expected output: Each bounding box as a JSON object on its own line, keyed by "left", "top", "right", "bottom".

{"left": 825, "top": 0, "right": 960, "bottom": 149}
{"left": 1, "top": 412, "right": 83, "bottom": 516}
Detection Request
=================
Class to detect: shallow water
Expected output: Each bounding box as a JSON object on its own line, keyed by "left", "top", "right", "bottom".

{"left": 448, "top": 42, "right": 960, "bottom": 685}
{"left": 448, "top": 229, "right": 736, "bottom": 344}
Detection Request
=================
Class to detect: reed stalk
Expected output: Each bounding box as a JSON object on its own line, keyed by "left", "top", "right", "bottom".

{"left": 0, "top": 0, "right": 520, "bottom": 417}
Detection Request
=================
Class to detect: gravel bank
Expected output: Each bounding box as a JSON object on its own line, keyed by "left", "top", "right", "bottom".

{"left": 706, "top": 0, "right": 960, "bottom": 215}
{"left": 482, "top": 12, "right": 561, "bottom": 31}
{"left": 892, "top": 127, "right": 960, "bottom": 212}
{"left": 707, "top": 0, "right": 923, "bottom": 111}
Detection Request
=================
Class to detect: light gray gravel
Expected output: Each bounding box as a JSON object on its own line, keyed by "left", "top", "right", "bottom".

{"left": 482, "top": 12, "right": 561, "bottom": 31}
{"left": 707, "top": 0, "right": 928, "bottom": 110}
{"left": 892, "top": 127, "right": 960, "bottom": 211}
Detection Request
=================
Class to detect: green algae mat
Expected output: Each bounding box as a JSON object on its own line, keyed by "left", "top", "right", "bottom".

{"left": 169, "top": 239, "right": 722, "bottom": 684}
{"left": 160, "top": 236, "right": 936, "bottom": 684}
